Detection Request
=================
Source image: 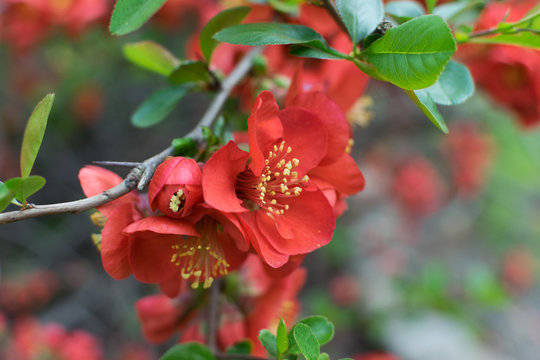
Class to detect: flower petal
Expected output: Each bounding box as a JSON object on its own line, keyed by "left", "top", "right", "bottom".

{"left": 129, "top": 232, "right": 180, "bottom": 283}
{"left": 309, "top": 154, "right": 365, "bottom": 195}
{"left": 202, "top": 141, "right": 249, "bottom": 213}
{"left": 123, "top": 216, "right": 199, "bottom": 237}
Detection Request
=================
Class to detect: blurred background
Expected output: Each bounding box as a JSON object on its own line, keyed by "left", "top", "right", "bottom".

{"left": 1, "top": 1, "right": 540, "bottom": 359}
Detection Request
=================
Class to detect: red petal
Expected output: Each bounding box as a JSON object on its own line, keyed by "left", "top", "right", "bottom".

{"left": 278, "top": 107, "right": 328, "bottom": 176}
{"left": 248, "top": 91, "right": 282, "bottom": 175}
{"left": 159, "top": 276, "right": 187, "bottom": 298}
{"left": 129, "top": 231, "right": 179, "bottom": 283}
{"left": 310, "top": 154, "right": 365, "bottom": 195}
{"left": 202, "top": 141, "right": 249, "bottom": 213}
{"left": 289, "top": 92, "right": 349, "bottom": 166}
{"left": 100, "top": 204, "right": 137, "bottom": 279}
{"left": 262, "top": 189, "right": 335, "bottom": 255}
{"left": 123, "top": 216, "right": 199, "bottom": 237}
{"left": 263, "top": 254, "right": 305, "bottom": 278}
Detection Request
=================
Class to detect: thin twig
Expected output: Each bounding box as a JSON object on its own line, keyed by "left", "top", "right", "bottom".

{"left": 0, "top": 47, "right": 262, "bottom": 225}
{"left": 321, "top": 0, "right": 349, "bottom": 36}
{"left": 91, "top": 161, "right": 142, "bottom": 168}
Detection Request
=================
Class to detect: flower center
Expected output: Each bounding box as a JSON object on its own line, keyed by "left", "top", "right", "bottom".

{"left": 169, "top": 189, "right": 185, "bottom": 213}
{"left": 237, "top": 140, "right": 309, "bottom": 217}
{"left": 169, "top": 217, "right": 229, "bottom": 289}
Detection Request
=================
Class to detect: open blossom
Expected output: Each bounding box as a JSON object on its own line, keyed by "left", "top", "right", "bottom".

{"left": 203, "top": 91, "right": 337, "bottom": 268}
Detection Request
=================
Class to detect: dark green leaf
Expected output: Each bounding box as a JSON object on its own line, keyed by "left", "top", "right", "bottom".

{"left": 293, "top": 323, "right": 320, "bottom": 360}
{"left": 426, "top": 0, "right": 437, "bottom": 13}
{"left": 336, "top": 0, "right": 384, "bottom": 45}
{"left": 259, "top": 329, "right": 278, "bottom": 357}
{"left": 298, "top": 316, "right": 334, "bottom": 346}
{"left": 385, "top": 1, "right": 424, "bottom": 21}
{"left": 225, "top": 340, "right": 253, "bottom": 355}
{"left": 277, "top": 318, "right": 289, "bottom": 355}
{"left": 214, "top": 22, "right": 321, "bottom": 46}
{"left": 268, "top": 0, "right": 303, "bottom": 14}
{"left": 415, "top": 60, "right": 474, "bottom": 106}
{"left": 361, "top": 15, "right": 456, "bottom": 90}
{"left": 123, "top": 41, "right": 180, "bottom": 76}
{"left": 168, "top": 61, "right": 212, "bottom": 86}
{"left": 200, "top": 6, "right": 251, "bottom": 62}
{"left": 406, "top": 90, "right": 449, "bottom": 133}
{"left": 171, "top": 137, "right": 198, "bottom": 157}
{"left": 0, "top": 182, "right": 15, "bottom": 212}
{"left": 288, "top": 45, "right": 350, "bottom": 60}
{"left": 160, "top": 342, "right": 216, "bottom": 360}
{"left": 131, "top": 86, "right": 190, "bottom": 128}
{"left": 318, "top": 354, "right": 330, "bottom": 360}
{"left": 6, "top": 176, "right": 46, "bottom": 203}
{"left": 20, "top": 93, "right": 54, "bottom": 178}
{"left": 110, "top": 0, "right": 167, "bottom": 35}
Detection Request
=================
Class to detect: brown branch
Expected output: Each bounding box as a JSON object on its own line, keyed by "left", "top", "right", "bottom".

{"left": 0, "top": 47, "right": 262, "bottom": 225}
{"left": 207, "top": 278, "right": 222, "bottom": 353}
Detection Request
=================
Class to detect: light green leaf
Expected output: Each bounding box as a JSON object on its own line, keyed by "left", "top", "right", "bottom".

{"left": 200, "top": 6, "right": 251, "bottom": 62}
{"left": 168, "top": 61, "right": 212, "bottom": 86}
{"left": 6, "top": 176, "right": 46, "bottom": 204}
{"left": 123, "top": 41, "right": 180, "bottom": 76}
{"left": 415, "top": 60, "right": 474, "bottom": 106}
{"left": 110, "top": 0, "right": 167, "bottom": 35}
{"left": 160, "top": 342, "right": 216, "bottom": 360}
{"left": 336, "top": 0, "right": 384, "bottom": 45}
{"left": 361, "top": 15, "right": 456, "bottom": 90}
{"left": 406, "top": 90, "right": 449, "bottom": 133}
{"left": 467, "top": 32, "right": 540, "bottom": 49}
{"left": 385, "top": 1, "right": 425, "bottom": 21}
{"left": 318, "top": 354, "right": 330, "bottom": 360}
{"left": 20, "top": 93, "right": 54, "bottom": 178}
{"left": 268, "top": 0, "right": 303, "bottom": 14}
{"left": 288, "top": 45, "right": 350, "bottom": 60}
{"left": 131, "top": 86, "right": 190, "bottom": 128}
{"left": 277, "top": 318, "right": 289, "bottom": 355}
{"left": 426, "top": 0, "right": 437, "bottom": 13}
{"left": 213, "top": 23, "right": 341, "bottom": 58}
{"left": 293, "top": 323, "right": 320, "bottom": 360}
{"left": 258, "top": 329, "right": 278, "bottom": 357}
{"left": 433, "top": 1, "right": 482, "bottom": 22}
{"left": 0, "top": 182, "right": 15, "bottom": 212}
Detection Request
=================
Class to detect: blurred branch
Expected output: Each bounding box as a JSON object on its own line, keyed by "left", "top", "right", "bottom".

{"left": 0, "top": 47, "right": 262, "bottom": 225}
{"left": 207, "top": 278, "right": 222, "bottom": 353}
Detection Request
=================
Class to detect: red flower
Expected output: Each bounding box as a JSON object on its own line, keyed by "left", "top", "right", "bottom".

{"left": 124, "top": 207, "right": 249, "bottom": 293}
{"left": 148, "top": 157, "right": 204, "bottom": 218}
{"left": 203, "top": 91, "right": 336, "bottom": 268}
{"left": 79, "top": 166, "right": 143, "bottom": 279}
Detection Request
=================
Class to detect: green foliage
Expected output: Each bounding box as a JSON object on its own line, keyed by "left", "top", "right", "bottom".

{"left": 123, "top": 41, "right": 180, "bottom": 76}
{"left": 287, "top": 316, "right": 334, "bottom": 356}
{"left": 361, "top": 15, "right": 456, "bottom": 90}
{"left": 258, "top": 329, "right": 278, "bottom": 357}
{"left": 20, "top": 94, "right": 54, "bottom": 178}
{"left": 426, "top": 0, "right": 437, "bottom": 13}
{"left": 406, "top": 90, "right": 449, "bottom": 133}
{"left": 317, "top": 354, "right": 330, "bottom": 360}
{"left": 465, "top": 267, "right": 509, "bottom": 307}
{"left": 225, "top": 340, "right": 253, "bottom": 355}
{"left": 5, "top": 176, "right": 46, "bottom": 205}
{"left": 110, "top": 0, "right": 167, "bottom": 35}
{"left": 384, "top": 1, "right": 424, "bottom": 22}
{"left": 415, "top": 60, "right": 474, "bottom": 106}
{"left": 336, "top": 0, "right": 384, "bottom": 46}
{"left": 131, "top": 86, "right": 190, "bottom": 128}
{"left": 433, "top": 1, "right": 482, "bottom": 22}
{"left": 160, "top": 342, "right": 216, "bottom": 360}
{"left": 288, "top": 46, "right": 350, "bottom": 60}
{"left": 0, "top": 182, "right": 15, "bottom": 212}
{"left": 277, "top": 318, "right": 289, "bottom": 356}
{"left": 171, "top": 137, "right": 198, "bottom": 158}
{"left": 213, "top": 23, "right": 345, "bottom": 59}
{"left": 168, "top": 61, "right": 212, "bottom": 86}
{"left": 293, "top": 323, "right": 320, "bottom": 360}
{"left": 200, "top": 7, "right": 251, "bottom": 62}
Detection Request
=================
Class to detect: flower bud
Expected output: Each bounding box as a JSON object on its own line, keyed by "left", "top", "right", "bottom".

{"left": 148, "top": 157, "right": 203, "bottom": 218}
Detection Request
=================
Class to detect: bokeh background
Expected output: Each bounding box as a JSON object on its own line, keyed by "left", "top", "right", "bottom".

{"left": 1, "top": 1, "right": 540, "bottom": 359}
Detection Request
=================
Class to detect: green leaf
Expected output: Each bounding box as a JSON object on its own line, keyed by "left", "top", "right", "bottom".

{"left": 426, "top": 0, "right": 437, "bottom": 13}
{"left": 277, "top": 318, "right": 289, "bottom": 355}
{"left": 258, "top": 330, "right": 278, "bottom": 357}
{"left": 268, "top": 0, "right": 303, "bottom": 14}
{"left": 361, "top": 15, "right": 456, "bottom": 90}
{"left": 171, "top": 137, "right": 198, "bottom": 157}
{"left": 293, "top": 323, "right": 320, "bottom": 360}
{"left": 110, "top": 0, "right": 167, "bottom": 35}
{"left": 433, "top": 1, "right": 482, "bottom": 22}
{"left": 20, "top": 93, "right": 54, "bottom": 178}
{"left": 415, "top": 60, "right": 474, "bottom": 106}
{"left": 160, "top": 342, "right": 216, "bottom": 360}
{"left": 336, "top": 0, "right": 384, "bottom": 46}
{"left": 298, "top": 316, "right": 334, "bottom": 346}
{"left": 385, "top": 1, "right": 424, "bottom": 22}
{"left": 318, "top": 354, "right": 330, "bottom": 360}
{"left": 6, "top": 176, "right": 46, "bottom": 204}
{"left": 288, "top": 45, "right": 350, "bottom": 60}
{"left": 168, "top": 61, "right": 212, "bottom": 86}
{"left": 200, "top": 6, "right": 251, "bottom": 62}
{"left": 0, "top": 182, "right": 15, "bottom": 212}
{"left": 213, "top": 23, "right": 341, "bottom": 58}
{"left": 131, "top": 86, "right": 190, "bottom": 128}
{"left": 467, "top": 31, "right": 540, "bottom": 49}
{"left": 123, "top": 41, "right": 180, "bottom": 76}
{"left": 225, "top": 340, "right": 253, "bottom": 355}
{"left": 406, "top": 90, "right": 449, "bottom": 133}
